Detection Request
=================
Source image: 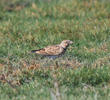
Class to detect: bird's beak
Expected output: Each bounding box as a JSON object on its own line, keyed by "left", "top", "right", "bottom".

{"left": 70, "top": 41, "right": 73, "bottom": 44}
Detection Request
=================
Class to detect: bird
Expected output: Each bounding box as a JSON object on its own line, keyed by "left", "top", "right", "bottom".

{"left": 31, "top": 40, "right": 73, "bottom": 59}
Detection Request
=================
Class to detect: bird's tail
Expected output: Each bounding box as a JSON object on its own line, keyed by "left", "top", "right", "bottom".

{"left": 31, "top": 50, "right": 38, "bottom": 53}
{"left": 31, "top": 49, "right": 42, "bottom": 53}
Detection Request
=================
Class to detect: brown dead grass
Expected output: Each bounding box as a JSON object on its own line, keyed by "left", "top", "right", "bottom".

{"left": 0, "top": 64, "right": 4, "bottom": 71}
{"left": 0, "top": 58, "right": 81, "bottom": 87}
{"left": 92, "top": 56, "right": 110, "bottom": 68}
{"left": 0, "top": 54, "right": 109, "bottom": 87}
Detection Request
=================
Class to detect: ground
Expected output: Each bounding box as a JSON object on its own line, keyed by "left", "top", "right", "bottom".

{"left": 0, "top": 0, "right": 110, "bottom": 100}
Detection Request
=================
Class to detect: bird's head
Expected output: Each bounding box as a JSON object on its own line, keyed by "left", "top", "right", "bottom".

{"left": 60, "top": 40, "right": 73, "bottom": 48}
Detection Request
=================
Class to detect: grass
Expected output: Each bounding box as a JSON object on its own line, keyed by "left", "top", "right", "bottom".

{"left": 0, "top": 0, "right": 110, "bottom": 100}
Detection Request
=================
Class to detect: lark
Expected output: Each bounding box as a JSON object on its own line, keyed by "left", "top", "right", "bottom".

{"left": 31, "top": 40, "right": 73, "bottom": 59}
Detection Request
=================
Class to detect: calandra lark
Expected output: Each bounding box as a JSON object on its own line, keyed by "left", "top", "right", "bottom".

{"left": 31, "top": 40, "right": 73, "bottom": 59}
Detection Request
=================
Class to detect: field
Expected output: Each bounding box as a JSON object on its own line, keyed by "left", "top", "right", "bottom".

{"left": 0, "top": 0, "right": 110, "bottom": 100}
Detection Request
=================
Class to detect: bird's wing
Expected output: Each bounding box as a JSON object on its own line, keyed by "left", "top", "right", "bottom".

{"left": 35, "top": 45, "right": 63, "bottom": 56}
{"left": 45, "top": 45, "right": 63, "bottom": 55}
{"left": 33, "top": 48, "right": 48, "bottom": 55}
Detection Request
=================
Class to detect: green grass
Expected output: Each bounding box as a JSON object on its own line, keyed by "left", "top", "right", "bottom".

{"left": 0, "top": 0, "right": 110, "bottom": 100}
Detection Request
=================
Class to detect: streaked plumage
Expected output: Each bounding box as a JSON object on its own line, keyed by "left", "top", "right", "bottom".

{"left": 31, "top": 40, "right": 73, "bottom": 58}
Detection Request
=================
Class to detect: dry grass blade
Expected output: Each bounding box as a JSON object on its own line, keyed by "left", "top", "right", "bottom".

{"left": 92, "top": 56, "right": 110, "bottom": 67}
{"left": 0, "top": 74, "right": 18, "bottom": 92}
